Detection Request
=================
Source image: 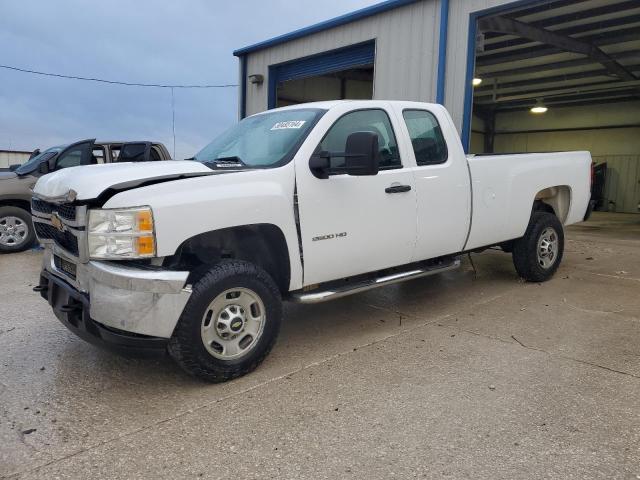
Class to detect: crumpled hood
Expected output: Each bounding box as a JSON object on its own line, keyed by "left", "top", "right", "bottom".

{"left": 33, "top": 161, "right": 212, "bottom": 201}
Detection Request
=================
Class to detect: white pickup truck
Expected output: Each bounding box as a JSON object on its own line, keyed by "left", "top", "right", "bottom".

{"left": 32, "top": 101, "right": 592, "bottom": 382}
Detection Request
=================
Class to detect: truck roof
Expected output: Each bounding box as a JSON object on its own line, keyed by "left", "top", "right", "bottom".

{"left": 257, "top": 99, "right": 442, "bottom": 114}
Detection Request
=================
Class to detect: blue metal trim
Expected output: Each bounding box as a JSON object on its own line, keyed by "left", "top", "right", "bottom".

{"left": 435, "top": 0, "right": 449, "bottom": 105}
{"left": 233, "top": 0, "right": 420, "bottom": 57}
{"left": 461, "top": 0, "right": 546, "bottom": 153}
{"left": 268, "top": 65, "right": 277, "bottom": 110}
{"left": 267, "top": 41, "right": 376, "bottom": 110}
{"left": 239, "top": 55, "right": 247, "bottom": 119}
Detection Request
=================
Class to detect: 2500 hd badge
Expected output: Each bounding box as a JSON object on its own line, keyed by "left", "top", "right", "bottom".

{"left": 312, "top": 232, "right": 347, "bottom": 242}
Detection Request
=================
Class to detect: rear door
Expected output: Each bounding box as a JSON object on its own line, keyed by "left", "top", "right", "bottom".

{"left": 295, "top": 106, "right": 417, "bottom": 286}
{"left": 391, "top": 105, "right": 471, "bottom": 261}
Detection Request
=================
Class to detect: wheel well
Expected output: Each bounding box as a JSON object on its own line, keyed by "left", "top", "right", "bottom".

{"left": 164, "top": 224, "right": 291, "bottom": 294}
{"left": 533, "top": 186, "right": 571, "bottom": 223}
{"left": 0, "top": 199, "right": 31, "bottom": 212}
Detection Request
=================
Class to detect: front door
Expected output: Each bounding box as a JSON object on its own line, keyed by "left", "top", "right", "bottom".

{"left": 296, "top": 107, "right": 417, "bottom": 286}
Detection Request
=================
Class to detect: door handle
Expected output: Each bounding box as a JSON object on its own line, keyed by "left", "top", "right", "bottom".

{"left": 385, "top": 185, "right": 412, "bottom": 194}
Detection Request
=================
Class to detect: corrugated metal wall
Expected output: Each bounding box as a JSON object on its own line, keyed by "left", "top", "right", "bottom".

{"left": 244, "top": 0, "right": 441, "bottom": 117}
{"left": 593, "top": 155, "right": 640, "bottom": 214}
{"left": 243, "top": 0, "right": 516, "bottom": 132}
{"left": 0, "top": 151, "right": 30, "bottom": 168}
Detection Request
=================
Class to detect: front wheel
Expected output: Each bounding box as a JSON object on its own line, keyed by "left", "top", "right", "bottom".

{"left": 512, "top": 211, "right": 564, "bottom": 282}
{"left": 0, "top": 206, "right": 35, "bottom": 253}
{"left": 168, "top": 260, "right": 282, "bottom": 382}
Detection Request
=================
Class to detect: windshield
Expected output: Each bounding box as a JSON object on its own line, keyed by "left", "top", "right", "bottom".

{"left": 194, "top": 108, "right": 325, "bottom": 168}
{"left": 15, "top": 147, "right": 63, "bottom": 175}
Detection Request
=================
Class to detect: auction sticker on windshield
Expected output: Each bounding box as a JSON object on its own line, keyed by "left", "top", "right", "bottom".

{"left": 271, "top": 121, "right": 306, "bottom": 130}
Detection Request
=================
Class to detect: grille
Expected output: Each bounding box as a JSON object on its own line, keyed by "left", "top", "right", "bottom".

{"left": 31, "top": 199, "right": 77, "bottom": 221}
{"left": 34, "top": 222, "right": 79, "bottom": 256}
{"left": 53, "top": 254, "right": 77, "bottom": 280}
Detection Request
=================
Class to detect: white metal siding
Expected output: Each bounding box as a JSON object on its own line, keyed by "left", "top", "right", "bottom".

{"left": 244, "top": 0, "right": 440, "bottom": 116}
{"left": 0, "top": 151, "right": 30, "bottom": 168}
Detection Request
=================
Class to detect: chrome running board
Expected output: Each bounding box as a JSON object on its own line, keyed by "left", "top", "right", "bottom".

{"left": 290, "top": 258, "right": 461, "bottom": 304}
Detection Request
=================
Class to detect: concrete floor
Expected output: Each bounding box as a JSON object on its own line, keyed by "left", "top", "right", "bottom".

{"left": 1, "top": 212, "right": 639, "bottom": 479}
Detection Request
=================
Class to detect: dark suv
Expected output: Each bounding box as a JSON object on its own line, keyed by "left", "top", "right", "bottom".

{"left": 0, "top": 139, "right": 171, "bottom": 253}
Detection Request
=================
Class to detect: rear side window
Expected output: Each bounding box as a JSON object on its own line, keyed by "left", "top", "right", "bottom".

{"left": 317, "top": 109, "right": 401, "bottom": 171}
{"left": 150, "top": 147, "right": 161, "bottom": 161}
{"left": 120, "top": 144, "right": 146, "bottom": 162}
{"left": 402, "top": 110, "right": 448, "bottom": 166}
{"left": 92, "top": 147, "right": 105, "bottom": 164}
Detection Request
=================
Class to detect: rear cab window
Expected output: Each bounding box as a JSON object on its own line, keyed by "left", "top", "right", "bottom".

{"left": 402, "top": 110, "right": 448, "bottom": 166}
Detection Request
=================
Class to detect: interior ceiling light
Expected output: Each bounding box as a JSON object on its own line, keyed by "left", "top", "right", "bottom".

{"left": 472, "top": 78, "right": 483, "bottom": 87}
{"left": 531, "top": 99, "right": 548, "bottom": 114}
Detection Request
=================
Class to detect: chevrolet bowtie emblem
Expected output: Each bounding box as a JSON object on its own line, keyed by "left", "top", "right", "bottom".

{"left": 51, "top": 212, "right": 65, "bottom": 232}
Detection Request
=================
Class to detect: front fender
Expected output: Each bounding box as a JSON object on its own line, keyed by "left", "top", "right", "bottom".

{"left": 102, "top": 165, "right": 303, "bottom": 290}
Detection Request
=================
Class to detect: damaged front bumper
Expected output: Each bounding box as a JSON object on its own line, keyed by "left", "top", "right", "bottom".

{"left": 37, "top": 247, "right": 191, "bottom": 353}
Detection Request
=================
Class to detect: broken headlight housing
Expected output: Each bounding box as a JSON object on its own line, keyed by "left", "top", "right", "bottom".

{"left": 87, "top": 207, "right": 156, "bottom": 259}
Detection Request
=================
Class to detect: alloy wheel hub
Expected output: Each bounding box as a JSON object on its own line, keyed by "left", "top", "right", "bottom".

{"left": 537, "top": 227, "right": 558, "bottom": 269}
{"left": 0, "top": 216, "right": 28, "bottom": 246}
{"left": 201, "top": 288, "right": 266, "bottom": 360}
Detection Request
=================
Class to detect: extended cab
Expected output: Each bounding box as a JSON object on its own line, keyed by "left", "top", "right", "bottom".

{"left": 31, "top": 101, "right": 591, "bottom": 381}
{"left": 0, "top": 140, "right": 171, "bottom": 253}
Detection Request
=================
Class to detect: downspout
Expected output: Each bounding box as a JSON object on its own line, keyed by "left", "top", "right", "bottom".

{"left": 239, "top": 55, "right": 247, "bottom": 119}
{"left": 435, "top": 0, "right": 450, "bottom": 105}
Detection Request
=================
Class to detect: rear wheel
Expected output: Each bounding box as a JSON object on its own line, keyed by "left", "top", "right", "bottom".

{"left": 168, "top": 260, "right": 282, "bottom": 382}
{"left": 512, "top": 211, "right": 564, "bottom": 282}
{"left": 0, "top": 206, "right": 35, "bottom": 253}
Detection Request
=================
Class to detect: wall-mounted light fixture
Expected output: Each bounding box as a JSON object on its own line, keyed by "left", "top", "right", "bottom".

{"left": 248, "top": 74, "right": 264, "bottom": 85}
{"left": 530, "top": 98, "right": 548, "bottom": 114}
{"left": 472, "top": 78, "right": 483, "bottom": 87}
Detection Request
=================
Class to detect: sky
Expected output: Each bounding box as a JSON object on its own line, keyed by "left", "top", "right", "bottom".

{"left": 0, "top": 0, "right": 376, "bottom": 160}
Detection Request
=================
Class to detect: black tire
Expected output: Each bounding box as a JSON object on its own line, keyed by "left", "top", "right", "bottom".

{"left": 0, "top": 206, "right": 36, "bottom": 253}
{"left": 168, "top": 260, "right": 282, "bottom": 382}
{"left": 512, "top": 211, "right": 564, "bottom": 282}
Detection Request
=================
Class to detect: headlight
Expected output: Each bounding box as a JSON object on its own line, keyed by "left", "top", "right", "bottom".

{"left": 88, "top": 207, "right": 156, "bottom": 259}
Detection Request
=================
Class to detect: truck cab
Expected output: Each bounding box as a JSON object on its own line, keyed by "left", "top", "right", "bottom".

{"left": 31, "top": 101, "right": 591, "bottom": 382}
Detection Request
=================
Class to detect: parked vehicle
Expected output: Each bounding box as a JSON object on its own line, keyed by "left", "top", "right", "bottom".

{"left": 31, "top": 101, "right": 592, "bottom": 381}
{"left": 0, "top": 140, "right": 171, "bottom": 253}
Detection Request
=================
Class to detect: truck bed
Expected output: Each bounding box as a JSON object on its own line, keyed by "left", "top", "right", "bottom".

{"left": 464, "top": 151, "right": 592, "bottom": 250}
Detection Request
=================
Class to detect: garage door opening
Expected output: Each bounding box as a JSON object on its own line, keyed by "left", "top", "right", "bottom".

{"left": 268, "top": 41, "right": 376, "bottom": 109}
{"left": 275, "top": 66, "right": 373, "bottom": 107}
{"left": 466, "top": 0, "right": 640, "bottom": 214}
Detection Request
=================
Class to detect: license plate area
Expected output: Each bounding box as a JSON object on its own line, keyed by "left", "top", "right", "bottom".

{"left": 54, "top": 254, "right": 77, "bottom": 280}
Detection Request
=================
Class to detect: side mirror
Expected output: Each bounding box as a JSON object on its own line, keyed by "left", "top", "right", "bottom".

{"left": 308, "top": 131, "right": 380, "bottom": 179}
{"left": 37, "top": 161, "right": 50, "bottom": 175}
{"left": 8, "top": 164, "right": 20, "bottom": 171}
{"left": 344, "top": 131, "right": 379, "bottom": 176}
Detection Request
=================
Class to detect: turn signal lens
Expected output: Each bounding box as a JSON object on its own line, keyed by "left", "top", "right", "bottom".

{"left": 136, "top": 235, "right": 155, "bottom": 256}
{"left": 137, "top": 210, "right": 153, "bottom": 232}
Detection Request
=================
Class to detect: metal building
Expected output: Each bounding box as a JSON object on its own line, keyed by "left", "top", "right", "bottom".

{"left": 234, "top": 0, "right": 640, "bottom": 213}
{"left": 0, "top": 150, "right": 31, "bottom": 169}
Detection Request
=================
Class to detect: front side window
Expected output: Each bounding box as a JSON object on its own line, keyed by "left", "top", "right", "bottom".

{"left": 317, "top": 109, "right": 401, "bottom": 171}
{"left": 402, "top": 110, "right": 448, "bottom": 166}
{"left": 55, "top": 146, "right": 85, "bottom": 169}
{"left": 194, "top": 109, "right": 324, "bottom": 169}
